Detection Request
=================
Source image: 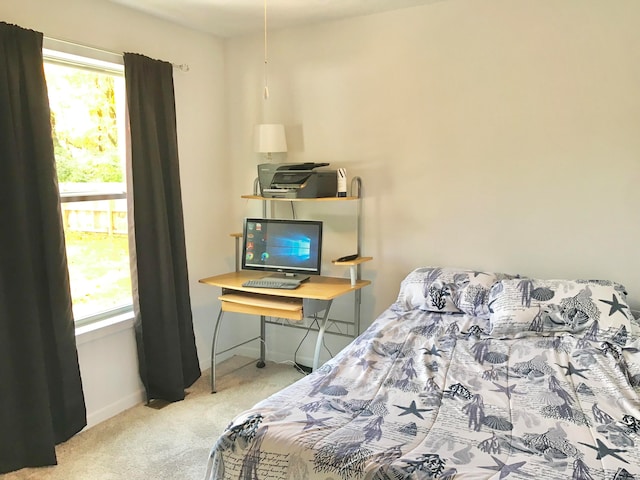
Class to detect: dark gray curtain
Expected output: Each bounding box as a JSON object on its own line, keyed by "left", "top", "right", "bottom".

{"left": 124, "top": 53, "right": 200, "bottom": 402}
{"left": 0, "top": 22, "right": 86, "bottom": 474}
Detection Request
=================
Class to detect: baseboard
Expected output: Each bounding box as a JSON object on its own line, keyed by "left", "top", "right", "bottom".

{"left": 85, "top": 388, "right": 145, "bottom": 430}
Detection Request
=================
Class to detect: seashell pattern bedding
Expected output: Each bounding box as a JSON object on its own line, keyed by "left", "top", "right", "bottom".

{"left": 204, "top": 267, "right": 640, "bottom": 479}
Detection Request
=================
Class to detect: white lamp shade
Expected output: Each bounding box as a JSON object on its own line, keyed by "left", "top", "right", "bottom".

{"left": 254, "top": 124, "right": 287, "bottom": 153}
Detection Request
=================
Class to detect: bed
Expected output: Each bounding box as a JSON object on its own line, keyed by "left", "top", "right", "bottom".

{"left": 204, "top": 267, "right": 640, "bottom": 479}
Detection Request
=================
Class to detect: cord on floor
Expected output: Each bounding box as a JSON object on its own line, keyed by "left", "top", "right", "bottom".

{"left": 276, "top": 359, "right": 310, "bottom": 376}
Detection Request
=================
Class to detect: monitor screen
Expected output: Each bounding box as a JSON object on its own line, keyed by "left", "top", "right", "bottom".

{"left": 241, "top": 218, "right": 323, "bottom": 277}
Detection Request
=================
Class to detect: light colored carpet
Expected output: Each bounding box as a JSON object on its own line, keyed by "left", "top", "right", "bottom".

{"left": 4, "top": 356, "right": 304, "bottom": 480}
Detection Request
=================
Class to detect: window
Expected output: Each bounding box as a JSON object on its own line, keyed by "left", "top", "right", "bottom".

{"left": 43, "top": 42, "right": 132, "bottom": 326}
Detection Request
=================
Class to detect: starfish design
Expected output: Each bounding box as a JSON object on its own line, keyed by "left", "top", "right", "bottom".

{"left": 491, "top": 382, "right": 520, "bottom": 399}
{"left": 420, "top": 345, "right": 441, "bottom": 357}
{"left": 599, "top": 294, "right": 629, "bottom": 317}
{"left": 394, "top": 400, "right": 431, "bottom": 420}
{"left": 355, "top": 358, "right": 377, "bottom": 370}
{"left": 556, "top": 361, "right": 589, "bottom": 379}
{"left": 298, "top": 413, "right": 331, "bottom": 431}
{"left": 578, "top": 438, "right": 629, "bottom": 464}
{"left": 480, "top": 456, "right": 530, "bottom": 479}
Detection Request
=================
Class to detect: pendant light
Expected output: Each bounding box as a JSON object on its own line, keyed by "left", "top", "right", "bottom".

{"left": 254, "top": 0, "right": 287, "bottom": 162}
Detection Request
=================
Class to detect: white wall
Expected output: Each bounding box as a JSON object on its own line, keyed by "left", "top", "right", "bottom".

{"left": 225, "top": 0, "right": 640, "bottom": 350}
{"left": 1, "top": 0, "right": 228, "bottom": 427}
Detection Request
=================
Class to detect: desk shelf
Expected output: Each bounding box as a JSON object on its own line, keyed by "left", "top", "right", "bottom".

{"left": 332, "top": 256, "right": 373, "bottom": 266}
{"left": 241, "top": 194, "right": 359, "bottom": 202}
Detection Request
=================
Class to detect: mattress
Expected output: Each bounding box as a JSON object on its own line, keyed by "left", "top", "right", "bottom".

{"left": 205, "top": 268, "right": 640, "bottom": 479}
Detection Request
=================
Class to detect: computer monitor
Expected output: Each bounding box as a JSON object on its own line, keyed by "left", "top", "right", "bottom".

{"left": 241, "top": 218, "right": 323, "bottom": 281}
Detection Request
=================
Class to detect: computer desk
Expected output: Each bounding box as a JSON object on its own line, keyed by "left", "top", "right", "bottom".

{"left": 199, "top": 270, "right": 371, "bottom": 392}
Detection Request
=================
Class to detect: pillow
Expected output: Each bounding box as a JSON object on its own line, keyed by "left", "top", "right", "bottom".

{"left": 396, "top": 267, "right": 516, "bottom": 317}
{"left": 488, "top": 278, "right": 632, "bottom": 342}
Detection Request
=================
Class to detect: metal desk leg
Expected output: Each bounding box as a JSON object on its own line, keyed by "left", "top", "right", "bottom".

{"left": 257, "top": 315, "right": 266, "bottom": 368}
{"left": 312, "top": 301, "right": 333, "bottom": 371}
{"left": 210, "top": 308, "right": 225, "bottom": 393}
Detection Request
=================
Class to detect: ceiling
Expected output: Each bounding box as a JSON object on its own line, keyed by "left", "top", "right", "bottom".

{"left": 107, "top": 0, "right": 441, "bottom": 38}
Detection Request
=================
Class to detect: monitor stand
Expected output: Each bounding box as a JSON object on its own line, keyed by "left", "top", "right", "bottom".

{"left": 266, "top": 273, "right": 310, "bottom": 284}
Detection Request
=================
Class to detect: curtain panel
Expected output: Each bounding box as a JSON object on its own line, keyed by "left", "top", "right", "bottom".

{"left": 124, "top": 53, "right": 200, "bottom": 403}
{"left": 0, "top": 22, "right": 86, "bottom": 474}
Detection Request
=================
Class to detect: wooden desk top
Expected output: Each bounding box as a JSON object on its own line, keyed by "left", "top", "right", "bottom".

{"left": 199, "top": 271, "right": 371, "bottom": 301}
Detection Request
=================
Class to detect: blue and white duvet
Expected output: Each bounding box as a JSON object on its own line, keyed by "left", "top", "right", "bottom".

{"left": 206, "top": 268, "right": 640, "bottom": 479}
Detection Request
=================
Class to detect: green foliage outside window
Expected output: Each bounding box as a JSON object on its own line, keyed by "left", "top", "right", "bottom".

{"left": 45, "top": 63, "right": 123, "bottom": 183}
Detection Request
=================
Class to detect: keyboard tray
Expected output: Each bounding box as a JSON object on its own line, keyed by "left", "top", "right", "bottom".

{"left": 219, "top": 292, "right": 302, "bottom": 311}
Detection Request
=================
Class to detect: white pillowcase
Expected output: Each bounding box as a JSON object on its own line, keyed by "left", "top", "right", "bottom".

{"left": 396, "top": 267, "right": 515, "bottom": 318}
{"left": 488, "top": 278, "right": 631, "bottom": 343}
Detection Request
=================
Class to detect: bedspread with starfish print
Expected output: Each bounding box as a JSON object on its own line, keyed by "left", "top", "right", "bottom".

{"left": 205, "top": 269, "right": 640, "bottom": 480}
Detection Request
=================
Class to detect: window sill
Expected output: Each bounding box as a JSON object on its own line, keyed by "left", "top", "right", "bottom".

{"left": 75, "top": 310, "right": 136, "bottom": 346}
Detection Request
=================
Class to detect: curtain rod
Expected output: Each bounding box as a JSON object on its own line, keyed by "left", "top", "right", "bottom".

{"left": 44, "top": 36, "right": 190, "bottom": 72}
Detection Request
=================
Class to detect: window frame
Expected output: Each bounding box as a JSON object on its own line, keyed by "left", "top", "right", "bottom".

{"left": 43, "top": 39, "right": 133, "bottom": 328}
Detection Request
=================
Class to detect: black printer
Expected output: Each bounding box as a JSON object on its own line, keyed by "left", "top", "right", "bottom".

{"left": 257, "top": 162, "right": 338, "bottom": 198}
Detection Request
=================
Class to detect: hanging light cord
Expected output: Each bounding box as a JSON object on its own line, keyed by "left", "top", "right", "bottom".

{"left": 263, "top": 0, "right": 269, "bottom": 99}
